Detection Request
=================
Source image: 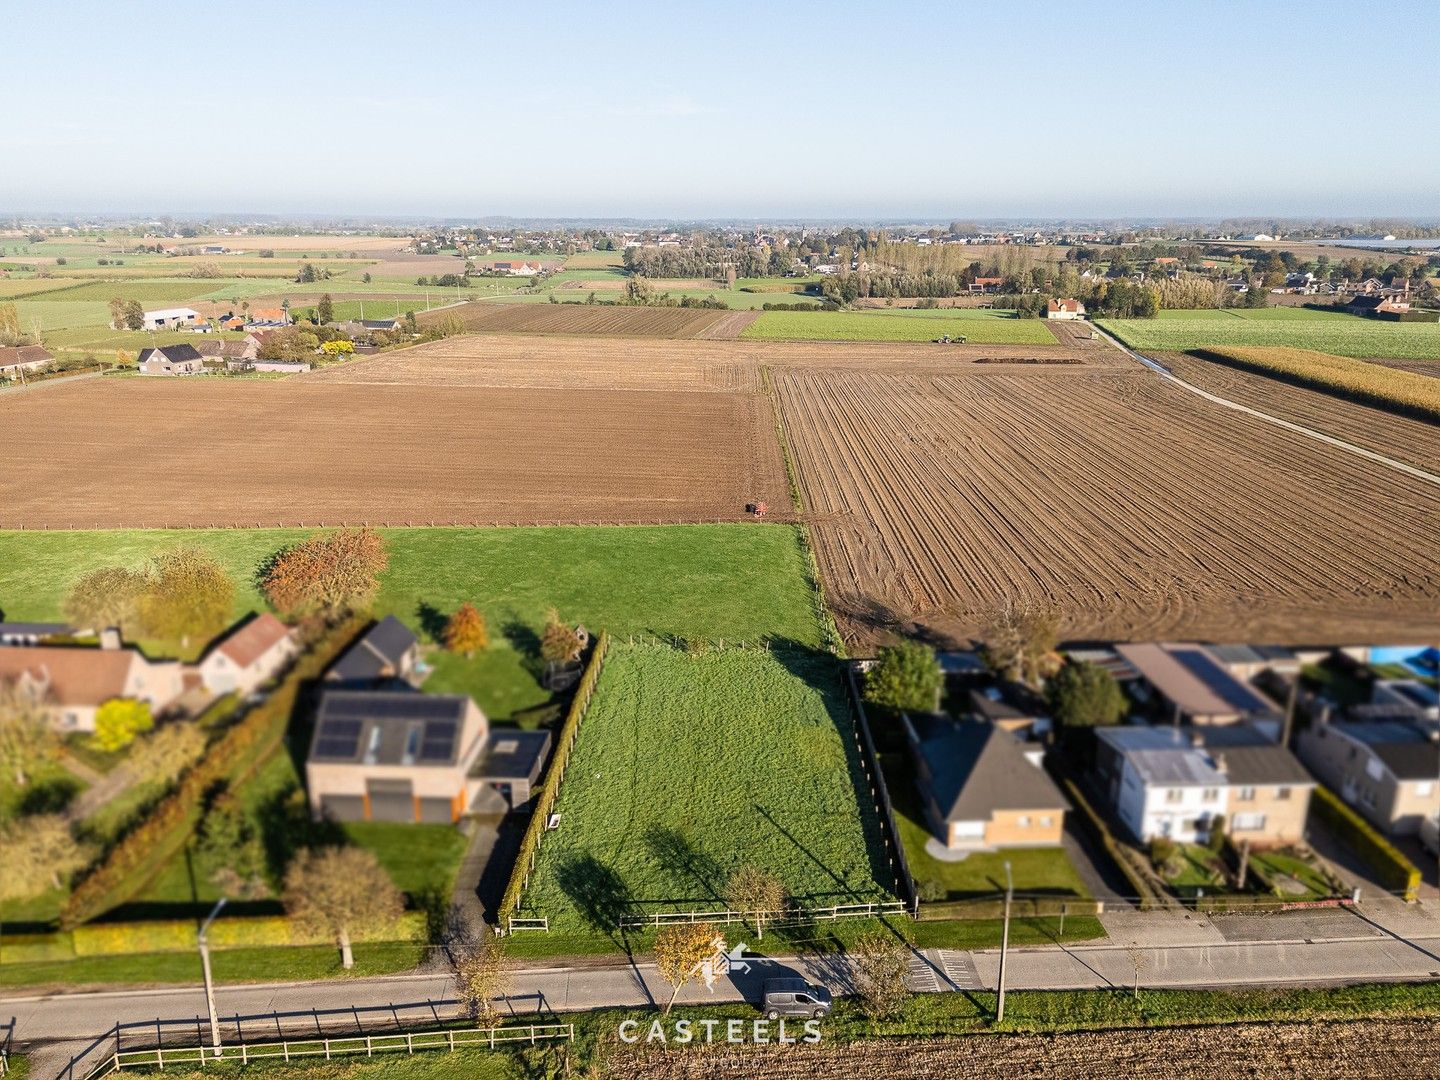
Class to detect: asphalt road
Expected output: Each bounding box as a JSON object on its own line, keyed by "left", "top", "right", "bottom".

{"left": 8, "top": 904, "right": 1439, "bottom": 1078}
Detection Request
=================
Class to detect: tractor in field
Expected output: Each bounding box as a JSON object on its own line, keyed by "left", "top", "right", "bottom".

{"left": 746, "top": 501, "right": 769, "bottom": 518}
{"left": 933, "top": 334, "right": 968, "bottom": 344}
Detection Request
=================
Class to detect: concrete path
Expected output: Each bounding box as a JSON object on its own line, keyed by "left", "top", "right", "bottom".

{"left": 1093, "top": 328, "right": 1440, "bottom": 490}
{"left": 8, "top": 903, "right": 1438, "bottom": 1078}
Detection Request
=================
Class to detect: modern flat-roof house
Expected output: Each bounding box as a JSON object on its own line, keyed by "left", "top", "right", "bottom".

{"left": 305, "top": 690, "right": 552, "bottom": 821}
{"left": 0, "top": 641, "right": 185, "bottom": 732}
{"left": 1116, "top": 642, "right": 1282, "bottom": 730}
{"left": 307, "top": 691, "right": 488, "bottom": 823}
{"left": 1095, "top": 724, "right": 1314, "bottom": 846}
{"left": 137, "top": 344, "right": 205, "bottom": 376}
{"left": 1297, "top": 720, "right": 1440, "bottom": 836}
{"left": 325, "top": 616, "right": 420, "bottom": 687}
{"left": 140, "top": 307, "right": 204, "bottom": 330}
{"left": 904, "top": 713, "right": 1066, "bottom": 852}
{"left": 198, "top": 613, "right": 297, "bottom": 696}
{"left": 1046, "top": 298, "right": 1086, "bottom": 320}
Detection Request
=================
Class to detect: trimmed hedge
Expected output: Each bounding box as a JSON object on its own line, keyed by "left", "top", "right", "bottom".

{"left": 919, "top": 897, "right": 1103, "bottom": 921}
{"left": 60, "top": 617, "right": 366, "bottom": 928}
{"left": 0, "top": 932, "right": 75, "bottom": 964}
{"left": 498, "top": 631, "right": 610, "bottom": 925}
{"left": 1312, "top": 785, "right": 1421, "bottom": 902}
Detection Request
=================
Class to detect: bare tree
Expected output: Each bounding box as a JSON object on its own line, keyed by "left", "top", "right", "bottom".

{"left": 0, "top": 814, "right": 92, "bottom": 900}
{"left": 981, "top": 600, "right": 1061, "bottom": 687}
{"left": 850, "top": 930, "right": 911, "bottom": 1019}
{"left": 455, "top": 941, "right": 511, "bottom": 1025}
{"left": 0, "top": 679, "right": 58, "bottom": 787}
{"left": 283, "top": 847, "right": 404, "bottom": 968}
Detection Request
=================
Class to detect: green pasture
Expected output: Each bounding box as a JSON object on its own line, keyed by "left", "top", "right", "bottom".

{"left": 1099, "top": 315, "right": 1440, "bottom": 359}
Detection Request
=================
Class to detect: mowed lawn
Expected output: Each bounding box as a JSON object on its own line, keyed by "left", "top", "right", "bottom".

{"left": 520, "top": 645, "right": 893, "bottom": 934}
{"left": 0, "top": 525, "right": 827, "bottom": 722}
{"left": 1098, "top": 312, "right": 1440, "bottom": 359}
{"left": 741, "top": 309, "right": 1057, "bottom": 344}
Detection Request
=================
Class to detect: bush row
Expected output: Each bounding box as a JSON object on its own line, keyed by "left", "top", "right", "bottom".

{"left": 60, "top": 617, "right": 365, "bottom": 928}
{"left": 1, "top": 913, "right": 426, "bottom": 965}
{"left": 918, "top": 897, "right": 1103, "bottom": 921}
{"left": 498, "top": 631, "right": 611, "bottom": 925}
{"left": 1311, "top": 785, "right": 1420, "bottom": 902}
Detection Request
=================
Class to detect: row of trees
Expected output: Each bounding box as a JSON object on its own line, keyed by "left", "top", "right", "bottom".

{"left": 65, "top": 548, "right": 235, "bottom": 647}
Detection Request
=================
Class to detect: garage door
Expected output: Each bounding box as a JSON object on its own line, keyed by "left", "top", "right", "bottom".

{"left": 366, "top": 779, "right": 415, "bottom": 822}
{"left": 418, "top": 797, "right": 455, "bottom": 824}
{"left": 320, "top": 794, "right": 366, "bottom": 822}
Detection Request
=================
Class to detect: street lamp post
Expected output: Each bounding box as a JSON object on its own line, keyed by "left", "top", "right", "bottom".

{"left": 996, "top": 859, "right": 1013, "bottom": 1023}
{"left": 199, "top": 898, "right": 227, "bottom": 1059}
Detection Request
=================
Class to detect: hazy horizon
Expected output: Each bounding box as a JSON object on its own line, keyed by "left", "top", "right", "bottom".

{"left": 5, "top": 0, "right": 1438, "bottom": 219}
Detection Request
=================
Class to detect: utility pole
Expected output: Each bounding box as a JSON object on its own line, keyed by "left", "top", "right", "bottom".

{"left": 199, "top": 897, "right": 227, "bottom": 1059}
{"left": 1282, "top": 678, "right": 1298, "bottom": 748}
{"left": 996, "top": 859, "right": 1012, "bottom": 1023}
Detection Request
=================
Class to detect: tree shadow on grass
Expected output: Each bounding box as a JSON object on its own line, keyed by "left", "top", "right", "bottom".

{"left": 502, "top": 620, "right": 546, "bottom": 682}
{"left": 415, "top": 601, "right": 448, "bottom": 643}
{"left": 554, "top": 853, "right": 632, "bottom": 945}
{"left": 253, "top": 781, "right": 344, "bottom": 885}
{"left": 642, "top": 825, "right": 726, "bottom": 907}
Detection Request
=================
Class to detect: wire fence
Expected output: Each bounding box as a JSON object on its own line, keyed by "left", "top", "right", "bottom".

{"left": 617, "top": 900, "right": 906, "bottom": 931}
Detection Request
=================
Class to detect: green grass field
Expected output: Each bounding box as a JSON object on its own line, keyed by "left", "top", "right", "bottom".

{"left": 741, "top": 309, "right": 1057, "bottom": 343}
{"left": 0, "top": 524, "right": 827, "bottom": 724}
{"left": 12, "top": 299, "right": 113, "bottom": 330}
{"left": 1099, "top": 313, "right": 1440, "bottom": 358}
{"left": 519, "top": 644, "right": 892, "bottom": 937}
{"left": 1154, "top": 307, "right": 1353, "bottom": 321}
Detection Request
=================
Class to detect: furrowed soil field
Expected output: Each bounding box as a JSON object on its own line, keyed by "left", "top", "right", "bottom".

{"left": 1160, "top": 352, "right": 1440, "bottom": 463}
{"left": 0, "top": 372, "right": 790, "bottom": 528}
{"left": 518, "top": 644, "right": 892, "bottom": 937}
{"left": 743, "top": 309, "right": 1058, "bottom": 344}
{"left": 1098, "top": 313, "right": 1440, "bottom": 359}
{"left": 617, "top": 1018, "right": 1440, "bottom": 1079}
{"left": 418, "top": 301, "right": 757, "bottom": 338}
{"left": 773, "top": 365, "right": 1440, "bottom": 644}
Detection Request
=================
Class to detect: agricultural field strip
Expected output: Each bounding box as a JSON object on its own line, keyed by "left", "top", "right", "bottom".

{"left": 0, "top": 378, "right": 791, "bottom": 528}
{"left": 1102, "top": 333, "right": 1440, "bottom": 489}
{"left": 773, "top": 366, "right": 1440, "bottom": 643}
{"left": 1159, "top": 353, "right": 1440, "bottom": 474}
{"left": 1097, "top": 315, "right": 1440, "bottom": 360}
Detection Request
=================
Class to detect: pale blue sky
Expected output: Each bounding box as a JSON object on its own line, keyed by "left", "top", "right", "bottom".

{"left": 4, "top": 0, "right": 1437, "bottom": 219}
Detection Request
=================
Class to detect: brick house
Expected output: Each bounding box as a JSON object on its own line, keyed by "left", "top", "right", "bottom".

{"left": 0, "top": 637, "right": 186, "bottom": 732}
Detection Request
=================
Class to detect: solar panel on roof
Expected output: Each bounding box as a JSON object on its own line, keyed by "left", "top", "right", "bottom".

{"left": 1172, "top": 650, "right": 1271, "bottom": 713}
{"left": 314, "top": 717, "right": 364, "bottom": 759}
{"left": 419, "top": 719, "right": 457, "bottom": 762}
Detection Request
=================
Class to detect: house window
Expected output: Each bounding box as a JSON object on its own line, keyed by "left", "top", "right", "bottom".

{"left": 1165, "top": 789, "right": 1183, "bottom": 804}
{"left": 1202, "top": 788, "right": 1219, "bottom": 802}
{"left": 1018, "top": 815, "right": 1031, "bottom": 827}
{"left": 1416, "top": 781, "right": 1434, "bottom": 797}
{"left": 1039, "top": 816, "right": 1053, "bottom": 827}
{"left": 1276, "top": 786, "right": 1291, "bottom": 800}
{"left": 1233, "top": 812, "right": 1265, "bottom": 831}
{"left": 1238, "top": 787, "right": 1256, "bottom": 802}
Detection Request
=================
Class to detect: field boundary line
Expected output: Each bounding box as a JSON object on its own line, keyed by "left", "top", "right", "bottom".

{"left": 1097, "top": 329, "right": 1440, "bottom": 490}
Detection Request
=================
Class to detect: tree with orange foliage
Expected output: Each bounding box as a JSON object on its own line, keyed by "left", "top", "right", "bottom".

{"left": 261, "top": 528, "right": 389, "bottom": 619}
{"left": 443, "top": 603, "right": 489, "bottom": 657}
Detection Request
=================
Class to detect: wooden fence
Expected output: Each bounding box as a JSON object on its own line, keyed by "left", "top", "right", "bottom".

{"left": 617, "top": 900, "right": 906, "bottom": 931}
{"left": 844, "top": 665, "right": 918, "bottom": 911}
{"left": 90, "top": 1024, "right": 575, "bottom": 1076}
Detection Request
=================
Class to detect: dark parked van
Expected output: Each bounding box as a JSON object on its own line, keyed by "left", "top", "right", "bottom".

{"left": 762, "top": 978, "right": 833, "bottom": 1019}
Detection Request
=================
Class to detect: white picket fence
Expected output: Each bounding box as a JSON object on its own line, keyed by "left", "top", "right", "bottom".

{"left": 618, "top": 900, "right": 906, "bottom": 930}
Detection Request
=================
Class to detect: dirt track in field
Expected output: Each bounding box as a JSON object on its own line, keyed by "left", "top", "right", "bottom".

{"left": 772, "top": 362, "right": 1440, "bottom": 645}
{"left": 0, "top": 374, "right": 790, "bottom": 529}
{"left": 613, "top": 1018, "right": 1440, "bottom": 1079}
{"left": 1159, "top": 352, "right": 1440, "bottom": 473}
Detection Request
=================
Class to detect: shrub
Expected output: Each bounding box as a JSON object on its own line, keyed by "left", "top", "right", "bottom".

{"left": 92, "top": 699, "right": 153, "bottom": 752}
{"left": 261, "top": 528, "right": 388, "bottom": 619}
{"left": 1311, "top": 785, "right": 1420, "bottom": 901}
{"left": 1048, "top": 661, "right": 1127, "bottom": 728}
{"left": 864, "top": 641, "right": 942, "bottom": 714}
{"left": 1149, "top": 836, "right": 1178, "bottom": 868}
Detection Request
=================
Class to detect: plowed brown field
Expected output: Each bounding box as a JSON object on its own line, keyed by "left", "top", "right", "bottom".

{"left": 420, "top": 302, "right": 756, "bottom": 338}
{"left": 614, "top": 1018, "right": 1440, "bottom": 1079}
{"left": 1160, "top": 352, "right": 1440, "bottom": 473}
{"left": 0, "top": 374, "right": 789, "bottom": 529}
{"left": 773, "top": 365, "right": 1440, "bottom": 644}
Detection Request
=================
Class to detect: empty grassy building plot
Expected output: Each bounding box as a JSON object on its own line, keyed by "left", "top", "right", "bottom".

{"left": 518, "top": 644, "right": 895, "bottom": 938}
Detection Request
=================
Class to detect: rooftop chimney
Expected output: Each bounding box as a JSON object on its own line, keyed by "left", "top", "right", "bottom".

{"left": 99, "top": 627, "right": 122, "bottom": 651}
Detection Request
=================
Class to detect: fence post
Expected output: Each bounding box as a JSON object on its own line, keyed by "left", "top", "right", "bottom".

{"left": 325, "top": 1038, "right": 331, "bottom": 1061}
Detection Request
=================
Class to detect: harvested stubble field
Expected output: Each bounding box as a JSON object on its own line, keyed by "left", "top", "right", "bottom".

{"left": 418, "top": 301, "right": 758, "bottom": 338}
{"left": 772, "top": 365, "right": 1440, "bottom": 644}
{"left": 616, "top": 1018, "right": 1440, "bottom": 1079}
{"left": 0, "top": 372, "right": 790, "bottom": 528}
{"left": 1159, "top": 352, "right": 1440, "bottom": 471}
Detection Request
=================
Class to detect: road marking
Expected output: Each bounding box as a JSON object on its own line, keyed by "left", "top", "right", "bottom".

{"left": 939, "top": 950, "right": 983, "bottom": 990}
{"left": 1095, "top": 329, "right": 1440, "bottom": 490}
{"left": 906, "top": 951, "right": 941, "bottom": 993}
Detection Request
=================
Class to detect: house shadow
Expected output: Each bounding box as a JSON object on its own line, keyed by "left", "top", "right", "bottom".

{"left": 554, "top": 853, "right": 632, "bottom": 945}
{"left": 642, "top": 825, "right": 726, "bottom": 907}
